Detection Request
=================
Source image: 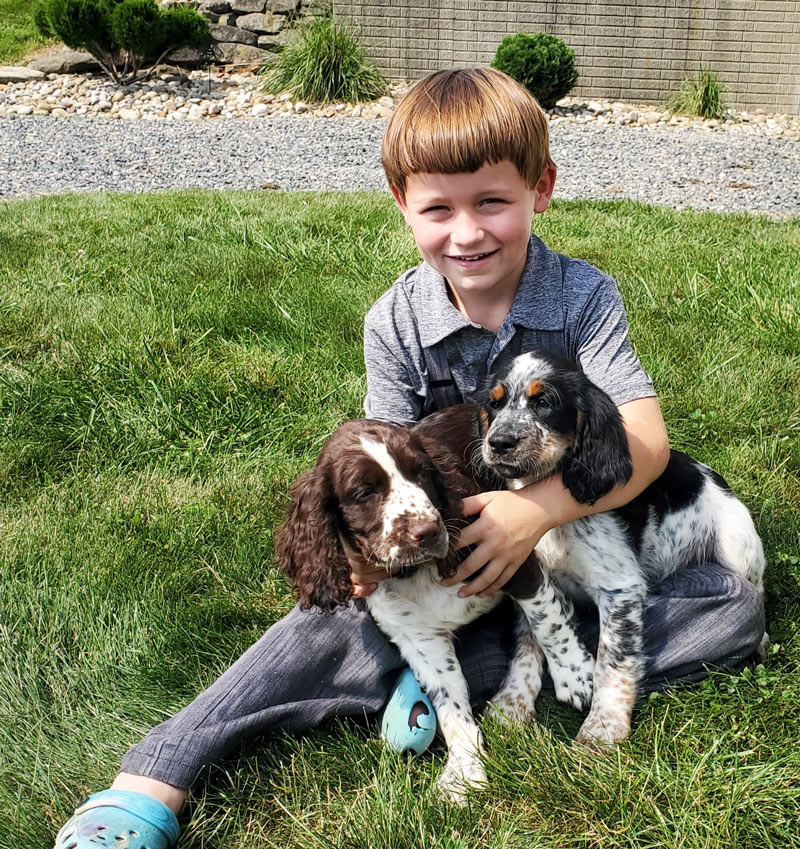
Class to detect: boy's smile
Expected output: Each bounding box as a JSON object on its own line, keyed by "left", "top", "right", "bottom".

{"left": 392, "top": 160, "right": 556, "bottom": 330}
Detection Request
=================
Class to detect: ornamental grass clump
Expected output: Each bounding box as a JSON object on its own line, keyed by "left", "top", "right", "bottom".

{"left": 667, "top": 68, "right": 727, "bottom": 120}
{"left": 33, "top": 0, "right": 210, "bottom": 86}
{"left": 259, "top": 14, "right": 387, "bottom": 104}
{"left": 491, "top": 32, "right": 578, "bottom": 109}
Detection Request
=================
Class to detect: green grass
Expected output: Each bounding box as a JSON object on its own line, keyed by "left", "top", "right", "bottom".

{"left": 0, "top": 190, "right": 798, "bottom": 849}
{"left": 0, "top": 0, "right": 50, "bottom": 65}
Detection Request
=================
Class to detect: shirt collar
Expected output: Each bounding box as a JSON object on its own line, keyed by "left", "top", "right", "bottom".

{"left": 413, "top": 234, "right": 565, "bottom": 348}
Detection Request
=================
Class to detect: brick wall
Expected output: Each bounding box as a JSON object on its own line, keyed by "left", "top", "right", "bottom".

{"left": 333, "top": 0, "right": 800, "bottom": 113}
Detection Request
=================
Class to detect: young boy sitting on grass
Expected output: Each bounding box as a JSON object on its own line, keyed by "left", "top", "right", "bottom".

{"left": 55, "top": 68, "right": 765, "bottom": 849}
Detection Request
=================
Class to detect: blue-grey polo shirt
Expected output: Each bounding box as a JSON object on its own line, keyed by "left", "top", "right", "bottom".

{"left": 364, "top": 234, "right": 655, "bottom": 426}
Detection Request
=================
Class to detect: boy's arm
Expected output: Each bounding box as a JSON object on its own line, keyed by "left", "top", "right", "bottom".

{"left": 443, "top": 396, "right": 670, "bottom": 597}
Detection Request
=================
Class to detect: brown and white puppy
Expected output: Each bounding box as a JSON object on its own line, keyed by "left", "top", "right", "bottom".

{"left": 481, "top": 351, "right": 766, "bottom": 747}
{"left": 276, "top": 403, "right": 594, "bottom": 803}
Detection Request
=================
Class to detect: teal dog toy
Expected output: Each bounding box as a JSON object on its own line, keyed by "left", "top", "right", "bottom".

{"left": 380, "top": 667, "right": 437, "bottom": 755}
{"left": 55, "top": 789, "right": 180, "bottom": 849}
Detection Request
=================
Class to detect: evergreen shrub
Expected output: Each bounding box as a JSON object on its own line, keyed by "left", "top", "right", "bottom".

{"left": 491, "top": 32, "right": 578, "bottom": 109}
{"left": 34, "top": 0, "right": 210, "bottom": 85}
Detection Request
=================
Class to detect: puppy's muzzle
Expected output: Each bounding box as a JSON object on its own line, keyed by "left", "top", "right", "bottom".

{"left": 487, "top": 430, "right": 520, "bottom": 456}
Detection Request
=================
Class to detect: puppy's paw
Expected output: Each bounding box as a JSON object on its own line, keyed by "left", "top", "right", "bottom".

{"left": 754, "top": 631, "right": 771, "bottom": 663}
{"left": 487, "top": 690, "right": 537, "bottom": 725}
{"left": 575, "top": 710, "right": 629, "bottom": 750}
{"left": 436, "top": 749, "right": 487, "bottom": 806}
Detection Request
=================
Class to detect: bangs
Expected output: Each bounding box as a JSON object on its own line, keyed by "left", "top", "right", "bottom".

{"left": 382, "top": 68, "right": 550, "bottom": 198}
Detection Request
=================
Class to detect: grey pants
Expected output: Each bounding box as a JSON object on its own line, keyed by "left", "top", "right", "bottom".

{"left": 121, "top": 562, "right": 765, "bottom": 790}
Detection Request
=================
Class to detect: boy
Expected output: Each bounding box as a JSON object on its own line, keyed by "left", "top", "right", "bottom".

{"left": 55, "top": 68, "right": 765, "bottom": 849}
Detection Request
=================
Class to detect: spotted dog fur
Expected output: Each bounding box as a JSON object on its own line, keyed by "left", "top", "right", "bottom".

{"left": 481, "top": 351, "right": 766, "bottom": 748}
{"left": 275, "top": 404, "right": 594, "bottom": 803}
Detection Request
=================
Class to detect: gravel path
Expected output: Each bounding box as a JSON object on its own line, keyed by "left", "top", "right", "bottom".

{"left": 1, "top": 114, "right": 798, "bottom": 217}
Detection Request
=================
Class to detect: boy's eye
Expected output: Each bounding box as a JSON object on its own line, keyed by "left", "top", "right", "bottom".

{"left": 481, "top": 197, "right": 505, "bottom": 205}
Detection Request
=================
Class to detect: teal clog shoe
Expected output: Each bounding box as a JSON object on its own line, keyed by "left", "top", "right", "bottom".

{"left": 54, "top": 789, "right": 180, "bottom": 849}
{"left": 380, "top": 667, "right": 437, "bottom": 755}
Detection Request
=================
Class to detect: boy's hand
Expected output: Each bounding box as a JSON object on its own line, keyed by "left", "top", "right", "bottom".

{"left": 348, "top": 555, "right": 389, "bottom": 598}
{"left": 442, "top": 489, "right": 556, "bottom": 597}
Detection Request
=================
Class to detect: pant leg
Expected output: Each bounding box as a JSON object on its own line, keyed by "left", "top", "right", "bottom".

{"left": 456, "top": 598, "right": 517, "bottom": 707}
{"left": 642, "top": 562, "right": 766, "bottom": 690}
{"left": 120, "top": 603, "right": 402, "bottom": 789}
{"left": 120, "top": 600, "right": 514, "bottom": 789}
{"left": 120, "top": 563, "right": 762, "bottom": 789}
{"left": 567, "top": 562, "right": 766, "bottom": 693}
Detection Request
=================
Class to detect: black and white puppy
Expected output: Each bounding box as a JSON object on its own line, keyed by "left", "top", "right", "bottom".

{"left": 480, "top": 351, "right": 766, "bottom": 747}
{"left": 276, "top": 403, "right": 595, "bottom": 803}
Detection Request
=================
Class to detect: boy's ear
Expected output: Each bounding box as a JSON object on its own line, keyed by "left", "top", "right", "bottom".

{"left": 533, "top": 160, "right": 557, "bottom": 214}
{"left": 390, "top": 184, "right": 409, "bottom": 220}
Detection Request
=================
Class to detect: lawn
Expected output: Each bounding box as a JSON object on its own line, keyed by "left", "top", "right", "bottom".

{"left": 0, "top": 0, "right": 50, "bottom": 65}
{"left": 0, "top": 190, "right": 798, "bottom": 849}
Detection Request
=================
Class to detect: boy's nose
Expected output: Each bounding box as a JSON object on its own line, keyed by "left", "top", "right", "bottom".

{"left": 451, "top": 213, "right": 484, "bottom": 247}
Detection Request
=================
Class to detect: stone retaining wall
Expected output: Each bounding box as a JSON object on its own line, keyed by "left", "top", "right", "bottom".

{"left": 332, "top": 0, "right": 800, "bottom": 114}
{"left": 164, "top": 0, "right": 330, "bottom": 67}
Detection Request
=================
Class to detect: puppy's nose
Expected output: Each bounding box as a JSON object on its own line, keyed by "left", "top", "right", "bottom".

{"left": 489, "top": 433, "right": 519, "bottom": 455}
{"left": 409, "top": 519, "right": 442, "bottom": 545}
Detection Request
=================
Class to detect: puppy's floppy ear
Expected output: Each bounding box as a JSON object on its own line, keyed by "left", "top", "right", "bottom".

{"left": 414, "top": 432, "right": 471, "bottom": 581}
{"left": 561, "top": 377, "right": 632, "bottom": 505}
{"left": 275, "top": 466, "right": 353, "bottom": 612}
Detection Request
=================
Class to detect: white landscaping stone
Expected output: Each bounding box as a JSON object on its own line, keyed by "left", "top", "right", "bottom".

{"left": 0, "top": 68, "right": 797, "bottom": 141}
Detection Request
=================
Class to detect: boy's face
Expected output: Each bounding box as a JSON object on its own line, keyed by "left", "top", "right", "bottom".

{"left": 392, "top": 159, "right": 556, "bottom": 309}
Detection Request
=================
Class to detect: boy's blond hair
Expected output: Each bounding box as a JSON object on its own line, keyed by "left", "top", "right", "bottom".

{"left": 382, "top": 67, "right": 551, "bottom": 200}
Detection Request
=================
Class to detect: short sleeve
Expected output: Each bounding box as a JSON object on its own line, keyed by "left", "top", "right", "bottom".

{"left": 572, "top": 270, "right": 656, "bottom": 406}
{"left": 363, "top": 299, "right": 425, "bottom": 426}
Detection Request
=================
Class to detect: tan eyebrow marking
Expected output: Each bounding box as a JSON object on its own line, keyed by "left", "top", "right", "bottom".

{"left": 526, "top": 379, "right": 544, "bottom": 398}
{"left": 490, "top": 384, "right": 505, "bottom": 402}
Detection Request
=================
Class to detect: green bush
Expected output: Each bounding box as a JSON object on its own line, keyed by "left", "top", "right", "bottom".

{"left": 491, "top": 32, "right": 578, "bottom": 109}
{"left": 160, "top": 3, "right": 210, "bottom": 52}
{"left": 259, "top": 14, "right": 388, "bottom": 104}
{"left": 42, "top": 0, "right": 113, "bottom": 53}
{"left": 111, "top": 0, "right": 162, "bottom": 56}
{"left": 33, "top": 0, "right": 210, "bottom": 85}
{"left": 667, "top": 68, "right": 727, "bottom": 120}
{"left": 32, "top": 2, "right": 55, "bottom": 38}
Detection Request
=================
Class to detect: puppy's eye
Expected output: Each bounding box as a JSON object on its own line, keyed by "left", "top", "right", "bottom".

{"left": 488, "top": 383, "right": 506, "bottom": 410}
{"left": 487, "top": 384, "right": 506, "bottom": 410}
{"left": 350, "top": 487, "right": 376, "bottom": 503}
{"left": 533, "top": 397, "right": 555, "bottom": 413}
